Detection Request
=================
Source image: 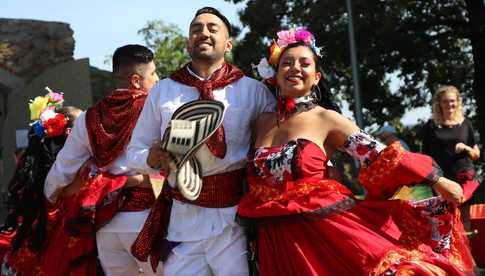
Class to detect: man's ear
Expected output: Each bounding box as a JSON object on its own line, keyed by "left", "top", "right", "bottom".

{"left": 130, "top": 74, "right": 142, "bottom": 89}
{"left": 224, "top": 39, "right": 233, "bottom": 53}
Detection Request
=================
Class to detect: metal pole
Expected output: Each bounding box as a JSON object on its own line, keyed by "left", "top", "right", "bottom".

{"left": 345, "top": 0, "right": 364, "bottom": 128}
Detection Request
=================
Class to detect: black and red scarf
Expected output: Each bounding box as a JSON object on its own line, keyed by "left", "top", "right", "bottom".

{"left": 85, "top": 88, "right": 147, "bottom": 168}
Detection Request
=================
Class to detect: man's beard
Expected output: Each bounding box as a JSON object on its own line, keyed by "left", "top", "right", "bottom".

{"left": 191, "top": 49, "right": 219, "bottom": 62}
{"left": 190, "top": 43, "right": 226, "bottom": 62}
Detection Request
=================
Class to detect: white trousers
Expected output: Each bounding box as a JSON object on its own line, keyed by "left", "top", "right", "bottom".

{"left": 164, "top": 224, "right": 248, "bottom": 276}
{"left": 96, "top": 231, "right": 163, "bottom": 276}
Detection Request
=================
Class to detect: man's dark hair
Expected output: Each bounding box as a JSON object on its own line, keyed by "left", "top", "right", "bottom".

{"left": 112, "top": 44, "right": 154, "bottom": 73}
{"left": 195, "top": 7, "right": 232, "bottom": 37}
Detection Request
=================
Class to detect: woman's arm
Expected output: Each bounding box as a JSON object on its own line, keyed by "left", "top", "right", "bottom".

{"left": 432, "top": 177, "right": 464, "bottom": 206}
{"left": 456, "top": 119, "right": 481, "bottom": 161}
{"left": 321, "top": 109, "right": 360, "bottom": 150}
{"left": 455, "top": 143, "right": 480, "bottom": 161}
{"left": 470, "top": 144, "right": 481, "bottom": 160}
{"left": 252, "top": 112, "right": 277, "bottom": 148}
{"left": 321, "top": 109, "right": 463, "bottom": 205}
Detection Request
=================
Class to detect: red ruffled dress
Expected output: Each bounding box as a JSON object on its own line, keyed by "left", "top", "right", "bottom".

{"left": 1, "top": 196, "right": 98, "bottom": 276}
{"left": 238, "top": 138, "right": 475, "bottom": 276}
{"left": 1, "top": 168, "right": 154, "bottom": 276}
{"left": 0, "top": 168, "right": 128, "bottom": 276}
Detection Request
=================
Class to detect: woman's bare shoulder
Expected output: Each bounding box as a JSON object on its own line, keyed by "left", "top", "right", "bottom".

{"left": 314, "top": 106, "right": 359, "bottom": 134}
{"left": 315, "top": 106, "right": 343, "bottom": 122}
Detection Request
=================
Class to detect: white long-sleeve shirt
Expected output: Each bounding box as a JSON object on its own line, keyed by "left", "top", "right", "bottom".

{"left": 126, "top": 73, "right": 275, "bottom": 242}
{"left": 44, "top": 109, "right": 149, "bottom": 233}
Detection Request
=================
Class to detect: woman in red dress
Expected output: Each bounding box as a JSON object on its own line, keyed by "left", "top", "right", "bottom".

{"left": 237, "top": 28, "right": 475, "bottom": 275}
{"left": 0, "top": 98, "right": 94, "bottom": 276}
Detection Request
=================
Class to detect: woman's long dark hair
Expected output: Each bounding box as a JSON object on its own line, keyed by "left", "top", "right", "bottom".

{"left": 268, "top": 41, "right": 341, "bottom": 113}
{"left": 3, "top": 107, "right": 77, "bottom": 251}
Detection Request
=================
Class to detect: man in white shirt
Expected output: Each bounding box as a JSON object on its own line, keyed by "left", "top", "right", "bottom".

{"left": 128, "top": 7, "right": 275, "bottom": 276}
{"left": 44, "top": 44, "right": 162, "bottom": 276}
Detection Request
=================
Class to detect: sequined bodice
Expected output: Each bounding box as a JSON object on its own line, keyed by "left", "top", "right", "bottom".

{"left": 251, "top": 139, "right": 328, "bottom": 184}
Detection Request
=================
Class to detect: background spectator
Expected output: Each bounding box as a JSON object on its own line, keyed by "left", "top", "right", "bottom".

{"left": 422, "top": 85, "right": 481, "bottom": 229}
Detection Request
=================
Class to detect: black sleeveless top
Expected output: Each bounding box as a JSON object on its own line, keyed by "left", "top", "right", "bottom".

{"left": 422, "top": 119, "right": 477, "bottom": 179}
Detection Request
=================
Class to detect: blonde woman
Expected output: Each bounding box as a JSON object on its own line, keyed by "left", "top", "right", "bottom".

{"left": 422, "top": 85, "right": 481, "bottom": 228}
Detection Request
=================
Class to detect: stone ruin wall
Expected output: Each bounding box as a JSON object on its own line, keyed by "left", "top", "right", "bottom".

{"left": 0, "top": 18, "right": 75, "bottom": 81}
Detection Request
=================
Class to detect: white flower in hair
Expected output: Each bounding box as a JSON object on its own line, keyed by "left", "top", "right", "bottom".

{"left": 255, "top": 58, "right": 275, "bottom": 79}
{"left": 40, "top": 108, "right": 57, "bottom": 122}
{"left": 313, "top": 46, "right": 323, "bottom": 58}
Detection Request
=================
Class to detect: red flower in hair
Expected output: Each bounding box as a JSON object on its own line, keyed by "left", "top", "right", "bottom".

{"left": 43, "top": 113, "right": 68, "bottom": 137}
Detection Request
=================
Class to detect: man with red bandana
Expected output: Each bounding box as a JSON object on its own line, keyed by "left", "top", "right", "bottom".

{"left": 127, "top": 7, "right": 275, "bottom": 276}
{"left": 44, "top": 44, "right": 162, "bottom": 275}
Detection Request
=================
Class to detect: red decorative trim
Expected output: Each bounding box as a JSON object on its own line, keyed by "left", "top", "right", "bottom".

{"left": 358, "top": 142, "right": 405, "bottom": 199}
{"left": 119, "top": 187, "right": 155, "bottom": 212}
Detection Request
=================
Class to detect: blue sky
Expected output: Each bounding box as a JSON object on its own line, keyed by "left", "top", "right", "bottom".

{"left": 2, "top": 0, "right": 429, "bottom": 125}
{"left": 2, "top": 0, "right": 243, "bottom": 70}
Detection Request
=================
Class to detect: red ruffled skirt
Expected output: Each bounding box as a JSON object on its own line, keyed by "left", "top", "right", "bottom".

{"left": 254, "top": 198, "right": 474, "bottom": 276}
{"left": 1, "top": 169, "right": 130, "bottom": 276}
{"left": 239, "top": 143, "right": 476, "bottom": 275}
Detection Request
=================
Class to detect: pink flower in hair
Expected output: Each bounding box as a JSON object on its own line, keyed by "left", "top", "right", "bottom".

{"left": 276, "top": 30, "right": 297, "bottom": 47}
{"left": 254, "top": 27, "right": 323, "bottom": 80}
{"left": 294, "top": 28, "right": 314, "bottom": 44}
{"left": 49, "top": 92, "right": 64, "bottom": 103}
{"left": 277, "top": 27, "right": 316, "bottom": 48}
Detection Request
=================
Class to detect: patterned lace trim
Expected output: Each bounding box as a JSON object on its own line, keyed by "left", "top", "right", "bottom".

{"left": 343, "top": 130, "right": 386, "bottom": 167}
{"left": 371, "top": 198, "right": 472, "bottom": 275}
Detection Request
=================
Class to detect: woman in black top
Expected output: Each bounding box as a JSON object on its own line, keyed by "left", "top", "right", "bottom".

{"left": 422, "top": 85, "right": 481, "bottom": 228}
{"left": 423, "top": 118, "right": 478, "bottom": 180}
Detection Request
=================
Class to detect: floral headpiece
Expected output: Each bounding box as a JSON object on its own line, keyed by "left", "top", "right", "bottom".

{"left": 29, "top": 87, "right": 68, "bottom": 138}
{"left": 255, "top": 27, "right": 322, "bottom": 80}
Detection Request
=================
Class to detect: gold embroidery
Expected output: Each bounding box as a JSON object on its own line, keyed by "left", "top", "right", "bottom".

{"left": 371, "top": 249, "right": 448, "bottom": 276}
{"left": 250, "top": 180, "right": 347, "bottom": 203}
{"left": 359, "top": 142, "right": 405, "bottom": 198}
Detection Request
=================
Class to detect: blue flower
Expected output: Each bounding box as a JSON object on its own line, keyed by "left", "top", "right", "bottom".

{"left": 32, "top": 120, "right": 45, "bottom": 138}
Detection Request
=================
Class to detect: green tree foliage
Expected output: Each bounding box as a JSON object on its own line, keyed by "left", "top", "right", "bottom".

{"left": 138, "top": 20, "right": 190, "bottom": 78}
{"left": 225, "top": 0, "right": 484, "bottom": 150}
